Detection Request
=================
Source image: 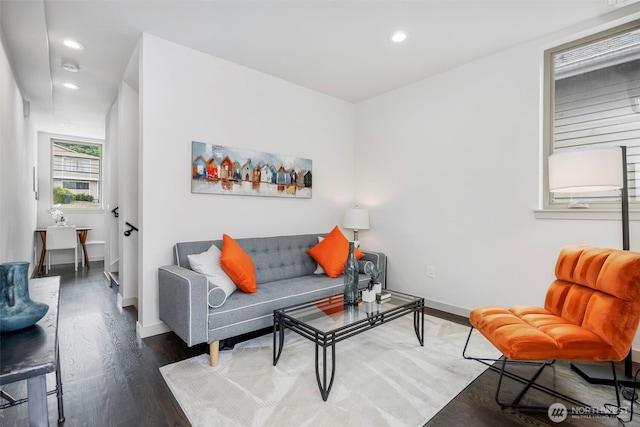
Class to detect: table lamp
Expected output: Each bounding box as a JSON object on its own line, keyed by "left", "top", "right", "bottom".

{"left": 343, "top": 207, "right": 369, "bottom": 245}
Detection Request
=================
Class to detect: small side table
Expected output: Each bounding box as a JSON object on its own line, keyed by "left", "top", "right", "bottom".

{"left": 35, "top": 226, "right": 92, "bottom": 275}
{"left": 0, "top": 276, "right": 64, "bottom": 426}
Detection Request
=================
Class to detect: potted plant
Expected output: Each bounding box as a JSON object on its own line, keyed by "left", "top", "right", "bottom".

{"left": 365, "top": 262, "right": 382, "bottom": 294}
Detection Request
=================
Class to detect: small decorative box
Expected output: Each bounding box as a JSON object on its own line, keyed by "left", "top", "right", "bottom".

{"left": 362, "top": 288, "right": 377, "bottom": 303}
{"left": 372, "top": 283, "right": 382, "bottom": 295}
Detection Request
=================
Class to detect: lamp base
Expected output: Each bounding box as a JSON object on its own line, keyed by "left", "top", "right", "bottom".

{"left": 570, "top": 362, "right": 638, "bottom": 395}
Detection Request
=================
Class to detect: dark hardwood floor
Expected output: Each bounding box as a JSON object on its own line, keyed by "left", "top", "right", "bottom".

{"left": 1, "top": 262, "right": 202, "bottom": 426}
{"left": 2, "top": 264, "right": 640, "bottom": 426}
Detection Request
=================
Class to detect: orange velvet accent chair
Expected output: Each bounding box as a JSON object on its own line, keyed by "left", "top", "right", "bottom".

{"left": 465, "top": 245, "right": 640, "bottom": 413}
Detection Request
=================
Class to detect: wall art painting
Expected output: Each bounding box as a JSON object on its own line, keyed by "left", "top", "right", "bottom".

{"left": 191, "top": 141, "right": 312, "bottom": 198}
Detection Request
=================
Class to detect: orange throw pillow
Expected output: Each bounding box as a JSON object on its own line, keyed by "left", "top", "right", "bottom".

{"left": 306, "top": 226, "right": 364, "bottom": 278}
{"left": 220, "top": 234, "right": 257, "bottom": 293}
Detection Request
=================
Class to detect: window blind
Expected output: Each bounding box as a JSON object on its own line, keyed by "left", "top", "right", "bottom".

{"left": 551, "top": 58, "right": 640, "bottom": 204}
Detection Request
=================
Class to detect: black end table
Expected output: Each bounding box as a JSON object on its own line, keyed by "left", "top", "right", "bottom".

{"left": 1, "top": 276, "right": 64, "bottom": 426}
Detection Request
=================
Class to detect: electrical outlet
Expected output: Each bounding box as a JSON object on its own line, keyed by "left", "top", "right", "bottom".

{"left": 427, "top": 265, "right": 435, "bottom": 278}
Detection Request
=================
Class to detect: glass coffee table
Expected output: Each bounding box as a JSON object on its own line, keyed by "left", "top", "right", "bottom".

{"left": 272, "top": 290, "right": 424, "bottom": 401}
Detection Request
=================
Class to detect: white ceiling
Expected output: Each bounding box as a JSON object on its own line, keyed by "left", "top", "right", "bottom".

{"left": 0, "top": 0, "right": 637, "bottom": 139}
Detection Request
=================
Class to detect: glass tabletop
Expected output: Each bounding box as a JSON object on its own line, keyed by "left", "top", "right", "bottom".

{"left": 276, "top": 290, "right": 422, "bottom": 334}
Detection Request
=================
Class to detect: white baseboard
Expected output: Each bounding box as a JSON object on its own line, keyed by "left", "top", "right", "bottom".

{"left": 103, "top": 271, "right": 111, "bottom": 286}
{"left": 136, "top": 321, "right": 171, "bottom": 339}
{"left": 117, "top": 292, "right": 137, "bottom": 309}
{"left": 424, "top": 298, "right": 470, "bottom": 318}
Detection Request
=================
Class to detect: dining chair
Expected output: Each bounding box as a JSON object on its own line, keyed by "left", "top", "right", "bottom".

{"left": 46, "top": 225, "right": 78, "bottom": 273}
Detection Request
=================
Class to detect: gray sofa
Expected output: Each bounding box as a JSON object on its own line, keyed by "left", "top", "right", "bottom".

{"left": 158, "top": 233, "right": 386, "bottom": 366}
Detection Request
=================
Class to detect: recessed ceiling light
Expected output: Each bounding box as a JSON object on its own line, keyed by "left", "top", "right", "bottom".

{"left": 391, "top": 31, "right": 407, "bottom": 43}
{"left": 63, "top": 39, "right": 85, "bottom": 50}
{"left": 62, "top": 63, "right": 80, "bottom": 73}
{"left": 60, "top": 123, "right": 76, "bottom": 128}
{"left": 63, "top": 82, "right": 79, "bottom": 90}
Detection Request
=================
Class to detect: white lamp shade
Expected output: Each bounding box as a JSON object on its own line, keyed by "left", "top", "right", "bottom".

{"left": 549, "top": 147, "right": 623, "bottom": 193}
{"left": 343, "top": 208, "right": 370, "bottom": 230}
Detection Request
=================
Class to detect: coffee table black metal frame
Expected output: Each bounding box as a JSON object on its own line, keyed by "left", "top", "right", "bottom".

{"left": 273, "top": 290, "right": 424, "bottom": 401}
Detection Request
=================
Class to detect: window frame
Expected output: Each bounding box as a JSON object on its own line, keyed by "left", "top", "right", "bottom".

{"left": 542, "top": 19, "right": 640, "bottom": 210}
{"left": 50, "top": 138, "right": 103, "bottom": 211}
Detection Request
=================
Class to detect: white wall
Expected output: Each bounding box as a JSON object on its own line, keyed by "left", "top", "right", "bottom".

{"left": 356, "top": 38, "right": 555, "bottom": 311}
{"left": 118, "top": 81, "right": 139, "bottom": 308}
{"left": 355, "top": 10, "right": 640, "bottom": 352}
{"left": 104, "top": 101, "right": 119, "bottom": 274}
{"left": 137, "top": 34, "right": 355, "bottom": 337}
{"left": 0, "top": 26, "right": 37, "bottom": 273}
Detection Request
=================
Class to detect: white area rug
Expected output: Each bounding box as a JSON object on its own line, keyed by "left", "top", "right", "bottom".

{"left": 160, "top": 315, "right": 499, "bottom": 427}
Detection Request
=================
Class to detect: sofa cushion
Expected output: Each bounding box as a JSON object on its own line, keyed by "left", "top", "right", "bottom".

{"left": 313, "top": 237, "right": 371, "bottom": 275}
{"left": 173, "top": 234, "right": 324, "bottom": 283}
{"left": 207, "top": 273, "right": 371, "bottom": 334}
{"left": 221, "top": 234, "right": 257, "bottom": 293}
{"left": 187, "top": 244, "right": 237, "bottom": 308}
{"left": 306, "top": 226, "right": 364, "bottom": 277}
{"left": 313, "top": 236, "right": 325, "bottom": 274}
{"left": 207, "top": 286, "right": 227, "bottom": 308}
{"left": 232, "top": 234, "right": 320, "bottom": 284}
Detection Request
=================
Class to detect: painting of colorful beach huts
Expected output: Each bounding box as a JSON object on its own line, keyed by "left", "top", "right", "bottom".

{"left": 191, "top": 141, "right": 312, "bottom": 198}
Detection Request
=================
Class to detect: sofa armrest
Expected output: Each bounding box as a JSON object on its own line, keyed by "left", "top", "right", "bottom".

{"left": 158, "top": 265, "right": 208, "bottom": 346}
{"left": 359, "top": 250, "right": 387, "bottom": 288}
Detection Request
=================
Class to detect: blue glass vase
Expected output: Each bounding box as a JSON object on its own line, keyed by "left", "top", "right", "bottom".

{"left": 343, "top": 242, "right": 359, "bottom": 306}
{"left": 0, "top": 262, "right": 49, "bottom": 333}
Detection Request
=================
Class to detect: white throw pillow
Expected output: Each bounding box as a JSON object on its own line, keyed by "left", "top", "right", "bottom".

{"left": 188, "top": 244, "right": 237, "bottom": 308}
{"left": 313, "top": 236, "right": 325, "bottom": 274}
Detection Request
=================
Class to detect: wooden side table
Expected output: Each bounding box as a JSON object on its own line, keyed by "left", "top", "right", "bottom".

{"left": 0, "top": 276, "right": 64, "bottom": 425}
{"left": 35, "top": 227, "right": 91, "bottom": 275}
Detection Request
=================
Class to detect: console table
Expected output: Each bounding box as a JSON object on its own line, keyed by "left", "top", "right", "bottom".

{"left": 35, "top": 226, "right": 91, "bottom": 275}
{"left": 0, "top": 276, "right": 65, "bottom": 425}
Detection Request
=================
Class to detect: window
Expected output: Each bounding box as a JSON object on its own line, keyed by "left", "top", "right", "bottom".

{"left": 544, "top": 20, "right": 640, "bottom": 209}
{"left": 62, "top": 157, "right": 91, "bottom": 173}
{"left": 62, "top": 181, "right": 90, "bottom": 190}
{"left": 51, "top": 139, "right": 102, "bottom": 209}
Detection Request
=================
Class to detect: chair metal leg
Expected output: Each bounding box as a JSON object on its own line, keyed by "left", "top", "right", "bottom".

{"left": 463, "top": 327, "right": 497, "bottom": 366}
{"left": 464, "top": 326, "right": 624, "bottom": 418}
{"left": 621, "top": 367, "right": 640, "bottom": 422}
{"left": 494, "top": 357, "right": 555, "bottom": 410}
